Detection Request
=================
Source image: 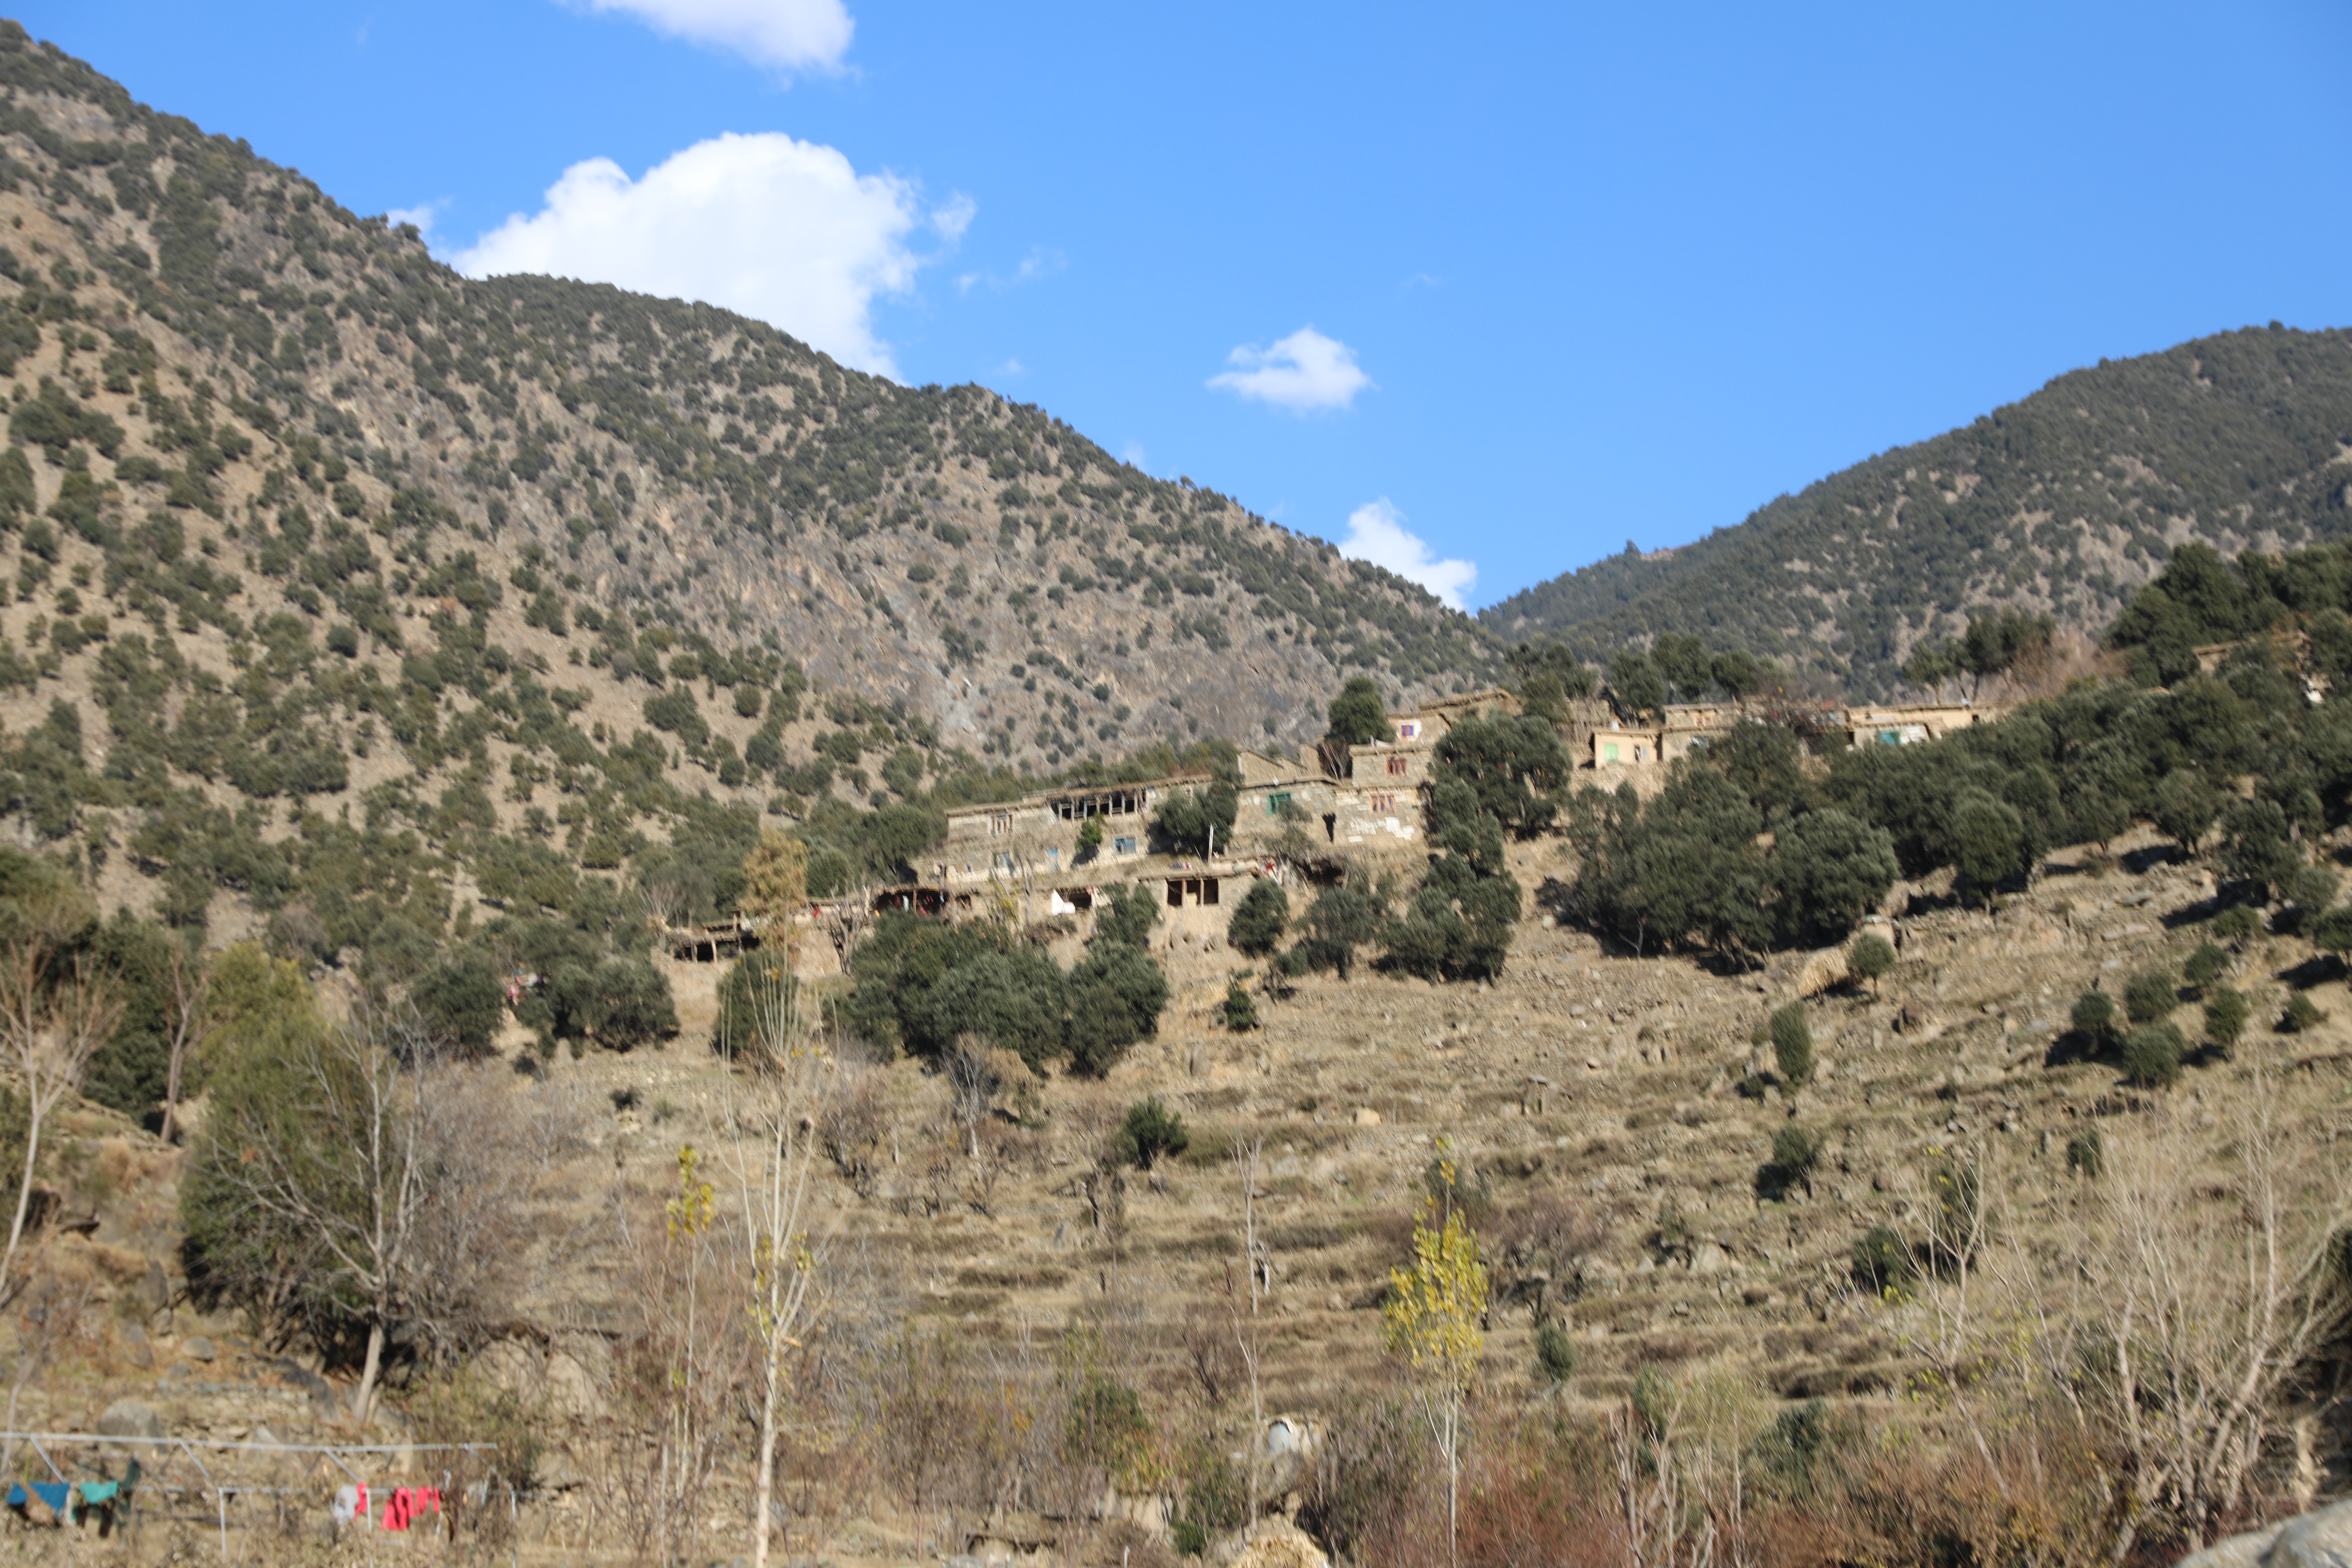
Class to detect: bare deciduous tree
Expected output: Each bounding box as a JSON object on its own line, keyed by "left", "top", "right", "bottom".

{"left": 195, "top": 996, "right": 519, "bottom": 1422}
{"left": 943, "top": 1036, "right": 1000, "bottom": 1159}
{"left": 158, "top": 940, "right": 212, "bottom": 1146}
{"left": 721, "top": 974, "right": 830, "bottom": 1568}
{"left": 1228, "top": 1133, "right": 1270, "bottom": 1526}
{"left": 0, "top": 939, "right": 119, "bottom": 1294}
{"left": 1910, "top": 1075, "right": 2352, "bottom": 1558}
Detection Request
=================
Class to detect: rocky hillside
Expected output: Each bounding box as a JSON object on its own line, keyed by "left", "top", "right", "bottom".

{"left": 1484, "top": 324, "right": 2352, "bottom": 694}
{"left": 0, "top": 20, "right": 1495, "bottom": 790}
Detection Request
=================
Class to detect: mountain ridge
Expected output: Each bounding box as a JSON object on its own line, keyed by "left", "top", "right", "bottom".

{"left": 1482, "top": 324, "right": 2352, "bottom": 694}
{"left": 0, "top": 20, "right": 1496, "bottom": 779}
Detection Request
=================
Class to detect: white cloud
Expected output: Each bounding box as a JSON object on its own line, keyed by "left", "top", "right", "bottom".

{"left": 573, "top": 0, "right": 852, "bottom": 72}
{"left": 1121, "top": 441, "right": 1148, "bottom": 471}
{"left": 1208, "top": 325, "right": 1372, "bottom": 413}
{"left": 454, "top": 132, "right": 960, "bottom": 377}
{"left": 1338, "top": 499, "right": 1476, "bottom": 610}
{"left": 956, "top": 245, "right": 1065, "bottom": 296}
{"left": 384, "top": 201, "right": 443, "bottom": 241}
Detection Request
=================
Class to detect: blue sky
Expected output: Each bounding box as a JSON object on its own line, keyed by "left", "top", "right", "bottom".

{"left": 20, "top": 2, "right": 2352, "bottom": 611}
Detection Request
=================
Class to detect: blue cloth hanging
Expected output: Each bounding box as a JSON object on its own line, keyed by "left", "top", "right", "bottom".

{"left": 28, "top": 1481, "right": 69, "bottom": 1518}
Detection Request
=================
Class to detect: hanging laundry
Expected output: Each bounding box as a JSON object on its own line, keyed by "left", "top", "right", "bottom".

{"left": 379, "top": 1485, "right": 444, "bottom": 1531}
{"left": 332, "top": 1483, "right": 369, "bottom": 1527}
{"left": 25, "top": 1481, "right": 71, "bottom": 1523}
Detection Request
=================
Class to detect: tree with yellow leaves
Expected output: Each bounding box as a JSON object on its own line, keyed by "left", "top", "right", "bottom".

{"left": 1382, "top": 1156, "right": 1489, "bottom": 1568}
{"left": 736, "top": 831, "right": 809, "bottom": 958}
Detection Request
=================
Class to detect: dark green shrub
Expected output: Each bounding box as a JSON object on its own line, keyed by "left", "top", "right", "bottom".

{"left": 1116, "top": 1096, "right": 1188, "bottom": 1169}
{"left": 1093, "top": 883, "right": 1160, "bottom": 949}
{"left": 1294, "top": 868, "right": 1388, "bottom": 978}
{"left": 1847, "top": 932, "right": 1895, "bottom": 990}
{"left": 2182, "top": 942, "right": 2228, "bottom": 993}
{"left": 2313, "top": 905, "right": 2352, "bottom": 968}
{"left": 1432, "top": 712, "right": 1569, "bottom": 837}
{"left": 2282, "top": 992, "right": 2324, "bottom": 1034}
{"left": 1324, "top": 675, "right": 1387, "bottom": 746}
{"left": 547, "top": 954, "right": 678, "bottom": 1051}
{"left": 2065, "top": 1130, "right": 2103, "bottom": 1178}
{"left": 2071, "top": 989, "right": 2116, "bottom": 1047}
{"left": 1769, "top": 1002, "right": 1812, "bottom": 1088}
{"left": 1771, "top": 809, "right": 1898, "bottom": 946}
{"left": 2212, "top": 905, "right": 2261, "bottom": 943}
{"left": 1226, "top": 881, "right": 1289, "bottom": 958}
{"left": 1534, "top": 1322, "right": 1577, "bottom": 1384}
{"left": 1223, "top": 979, "right": 1258, "bottom": 1032}
{"left": 2122, "top": 966, "right": 2177, "bottom": 1026}
{"left": 1153, "top": 777, "right": 1238, "bottom": 856}
{"left": 2152, "top": 767, "right": 2221, "bottom": 855}
{"left": 1380, "top": 855, "right": 1519, "bottom": 982}
{"left": 411, "top": 950, "right": 505, "bottom": 1059}
{"left": 1851, "top": 1225, "right": 1909, "bottom": 1293}
{"left": 1770, "top": 1122, "right": 1821, "bottom": 1195}
{"left": 2204, "top": 986, "right": 2250, "bottom": 1052}
{"left": 2122, "top": 1023, "right": 2184, "bottom": 1087}
{"left": 1950, "top": 789, "right": 2026, "bottom": 895}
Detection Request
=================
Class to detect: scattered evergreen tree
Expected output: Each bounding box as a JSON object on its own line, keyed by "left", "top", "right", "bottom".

{"left": 411, "top": 950, "right": 505, "bottom": 1059}
{"left": 1770, "top": 1123, "right": 1822, "bottom": 1196}
{"left": 2152, "top": 768, "right": 2222, "bottom": 856}
{"left": 2204, "top": 987, "right": 2250, "bottom": 1054}
{"left": 1116, "top": 1096, "right": 1188, "bottom": 1169}
{"left": 1769, "top": 1003, "right": 1813, "bottom": 1088}
{"left": 2282, "top": 992, "right": 2324, "bottom": 1034}
{"left": 2122, "top": 1023, "right": 2184, "bottom": 1087}
{"left": 1324, "top": 675, "right": 1388, "bottom": 747}
{"left": 1294, "top": 868, "right": 1390, "bottom": 978}
{"left": 1533, "top": 1321, "right": 1577, "bottom": 1384}
{"left": 2071, "top": 989, "right": 2118, "bottom": 1051}
{"left": 2121, "top": 966, "right": 2177, "bottom": 1026}
{"left": 1223, "top": 978, "right": 1258, "bottom": 1032}
{"left": 1847, "top": 932, "right": 1895, "bottom": 993}
{"left": 1226, "top": 882, "right": 1289, "bottom": 958}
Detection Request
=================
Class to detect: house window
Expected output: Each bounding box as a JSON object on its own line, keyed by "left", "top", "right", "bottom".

{"left": 1604, "top": 742, "right": 1620, "bottom": 762}
{"left": 1266, "top": 792, "right": 1293, "bottom": 816}
{"left": 1634, "top": 746, "right": 1647, "bottom": 762}
{"left": 1114, "top": 836, "right": 1136, "bottom": 856}
{"left": 1166, "top": 879, "right": 1185, "bottom": 908}
{"left": 992, "top": 850, "right": 1015, "bottom": 871}
{"left": 988, "top": 813, "right": 1012, "bottom": 836}
{"left": 1370, "top": 792, "right": 1395, "bottom": 812}
{"left": 1202, "top": 877, "right": 1219, "bottom": 906}
{"left": 1879, "top": 729, "right": 1901, "bottom": 746}
{"left": 1396, "top": 721, "right": 1419, "bottom": 740}
{"left": 1386, "top": 756, "right": 1408, "bottom": 777}
{"left": 1048, "top": 848, "right": 1060, "bottom": 866}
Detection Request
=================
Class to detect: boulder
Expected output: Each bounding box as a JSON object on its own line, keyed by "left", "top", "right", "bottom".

{"left": 1232, "top": 1516, "right": 1330, "bottom": 1568}
{"left": 2179, "top": 1498, "right": 2352, "bottom": 1568}
{"left": 97, "top": 1399, "right": 163, "bottom": 1442}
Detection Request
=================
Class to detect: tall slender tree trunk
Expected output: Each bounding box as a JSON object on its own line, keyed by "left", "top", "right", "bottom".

{"left": 0, "top": 1106, "right": 43, "bottom": 1287}
{"left": 752, "top": 1337, "right": 781, "bottom": 1568}
{"left": 351, "top": 1319, "right": 385, "bottom": 1424}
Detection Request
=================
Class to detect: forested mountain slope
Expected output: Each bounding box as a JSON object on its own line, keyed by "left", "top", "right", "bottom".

{"left": 1483, "top": 326, "right": 2352, "bottom": 693}
{"left": 0, "top": 23, "right": 1493, "bottom": 780}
